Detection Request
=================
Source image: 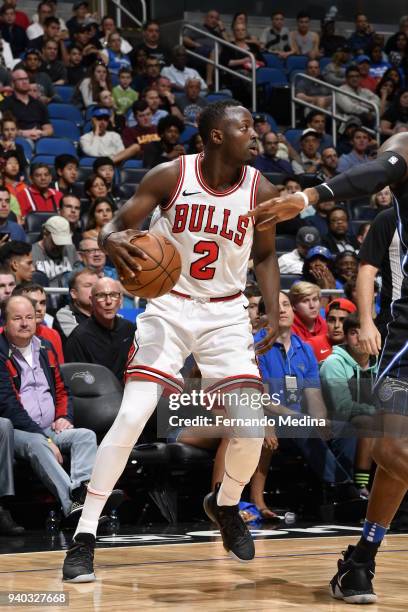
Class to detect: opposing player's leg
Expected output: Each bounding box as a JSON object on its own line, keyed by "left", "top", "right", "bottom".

{"left": 63, "top": 297, "right": 190, "bottom": 582}
{"left": 330, "top": 378, "right": 408, "bottom": 604}
{"left": 195, "top": 296, "right": 264, "bottom": 561}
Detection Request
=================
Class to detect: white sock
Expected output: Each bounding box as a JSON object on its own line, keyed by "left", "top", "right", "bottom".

{"left": 74, "top": 380, "right": 161, "bottom": 538}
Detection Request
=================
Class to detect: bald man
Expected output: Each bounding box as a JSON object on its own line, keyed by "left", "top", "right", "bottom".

{"left": 64, "top": 277, "right": 136, "bottom": 382}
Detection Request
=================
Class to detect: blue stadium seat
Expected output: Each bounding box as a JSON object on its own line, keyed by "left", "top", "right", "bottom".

{"left": 262, "top": 53, "right": 285, "bottom": 70}
{"left": 286, "top": 55, "right": 309, "bottom": 74}
{"left": 35, "top": 138, "right": 77, "bottom": 157}
{"left": 54, "top": 85, "right": 74, "bottom": 103}
{"left": 79, "top": 157, "right": 97, "bottom": 167}
{"left": 320, "top": 57, "right": 332, "bottom": 72}
{"left": 180, "top": 125, "right": 198, "bottom": 144}
{"left": 275, "top": 234, "right": 297, "bottom": 251}
{"left": 284, "top": 128, "right": 303, "bottom": 148}
{"left": 82, "top": 120, "right": 92, "bottom": 134}
{"left": 123, "top": 159, "right": 143, "bottom": 169}
{"left": 121, "top": 168, "right": 147, "bottom": 183}
{"left": 51, "top": 119, "right": 81, "bottom": 142}
{"left": 205, "top": 92, "right": 233, "bottom": 102}
{"left": 256, "top": 67, "right": 288, "bottom": 87}
{"left": 15, "top": 136, "right": 33, "bottom": 161}
{"left": 280, "top": 274, "right": 302, "bottom": 289}
{"left": 84, "top": 105, "right": 97, "bottom": 121}
{"left": 48, "top": 103, "right": 83, "bottom": 127}
{"left": 31, "top": 155, "right": 56, "bottom": 165}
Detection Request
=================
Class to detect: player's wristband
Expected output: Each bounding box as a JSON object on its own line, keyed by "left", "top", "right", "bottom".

{"left": 99, "top": 230, "right": 117, "bottom": 250}
{"left": 294, "top": 191, "right": 309, "bottom": 211}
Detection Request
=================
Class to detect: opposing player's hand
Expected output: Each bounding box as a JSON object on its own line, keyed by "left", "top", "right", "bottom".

{"left": 245, "top": 193, "right": 307, "bottom": 231}
{"left": 255, "top": 315, "right": 279, "bottom": 355}
{"left": 103, "top": 229, "right": 148, "bottom": 279}
{"left": 359, "top": 319, "right": 381, "bottom": 356}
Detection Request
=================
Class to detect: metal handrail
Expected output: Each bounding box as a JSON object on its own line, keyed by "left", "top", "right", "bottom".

{"left": 98, "top": 0, "right": 146, "bottom": 29}
{"left": 180, "top": 23, "right": 257, "bottom": 111}
{"left": 291, "top": 73, "right": 380, "bottom": 146}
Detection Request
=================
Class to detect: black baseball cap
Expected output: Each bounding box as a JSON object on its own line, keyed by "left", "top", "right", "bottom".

{"left": 296, "top": 226, "right": 321, "bottom": 247}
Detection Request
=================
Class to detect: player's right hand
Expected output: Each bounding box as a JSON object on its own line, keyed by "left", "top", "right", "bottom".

{"left": 245, "top": 193, "right": 307, "bottom": 230}
{"left": 358, "top": 319, "right": 381, "bottom": 356}
{"left": 103, "top": 229, "right": 148, "bottom": 279}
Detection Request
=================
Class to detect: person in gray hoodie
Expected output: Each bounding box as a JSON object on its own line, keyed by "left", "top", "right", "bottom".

{"left": 320, "top": 312, "right": 378, "bottom": 496}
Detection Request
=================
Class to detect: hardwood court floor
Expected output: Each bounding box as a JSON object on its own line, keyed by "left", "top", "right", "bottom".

{"left": 1, "top": 535, "right": 408, "bottom": 611}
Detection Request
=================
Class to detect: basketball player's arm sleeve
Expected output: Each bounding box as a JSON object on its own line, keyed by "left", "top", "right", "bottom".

{"left": 310, "top": 151, "right": 407, "bottom": 204}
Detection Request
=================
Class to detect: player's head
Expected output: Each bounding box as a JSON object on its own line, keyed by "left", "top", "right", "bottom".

{"left": 198, "top": 100, "right": 257, "bottom": 163}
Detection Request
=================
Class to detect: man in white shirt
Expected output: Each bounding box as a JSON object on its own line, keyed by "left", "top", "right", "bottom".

{"left": 278, "top": 226, "right": 321, "bottom": 274}
{"left": 337, "top": 65, "right": 380, "bottom": 124}
{"left": 161, "top": 45, "right": 207, "bottom": 93}
{"left": 80, "top": 107, "right": 140, "bottom": 163}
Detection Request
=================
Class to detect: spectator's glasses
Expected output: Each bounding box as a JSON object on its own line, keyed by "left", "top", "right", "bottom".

{"left": 80, "top": 248, "right": 102, "bottom": 254}
{"left": 94, "top": 291, "right": 122, "bottom": 302}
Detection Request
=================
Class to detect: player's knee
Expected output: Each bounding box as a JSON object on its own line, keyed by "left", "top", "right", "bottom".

{"left": 229, "top": 436, "right": 264, "bottom": 454}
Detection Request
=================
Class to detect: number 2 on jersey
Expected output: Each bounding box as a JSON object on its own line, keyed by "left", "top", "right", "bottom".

{"left": 190, "top": 240, "right": 219, "bottom": 280}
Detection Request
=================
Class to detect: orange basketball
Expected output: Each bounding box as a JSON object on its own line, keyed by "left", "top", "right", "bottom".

{"left": 120, "top": 233, "right": 182, "bottom": 299}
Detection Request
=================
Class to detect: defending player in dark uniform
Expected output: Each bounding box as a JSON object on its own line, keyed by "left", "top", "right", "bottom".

{"left": 248, "top": 132, "right": 408, "bottom": 605}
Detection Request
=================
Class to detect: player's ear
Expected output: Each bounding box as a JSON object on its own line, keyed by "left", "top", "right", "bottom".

{"left": 211, "top": 128, "right": 223, "bottom": 145}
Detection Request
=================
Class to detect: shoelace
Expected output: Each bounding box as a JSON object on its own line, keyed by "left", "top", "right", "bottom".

{"left": 69, "top": 541, "right": 94, "bottom": 564}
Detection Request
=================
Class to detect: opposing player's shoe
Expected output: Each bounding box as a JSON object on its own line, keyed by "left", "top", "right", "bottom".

{"left": 62, "top": 533, "right": 96, "bottom": 582}
{"left": 203, "top": 489, "right": 255, "bottom": 562}
{"left": 330, "top": 545, "right": 377, "bottom": 604}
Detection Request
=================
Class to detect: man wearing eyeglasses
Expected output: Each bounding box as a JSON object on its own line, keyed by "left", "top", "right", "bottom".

{"left": 64, "top": 277, "right": 136, "bottom": 382}
{"left": 0, "top": 68, "right": 53, "bottom": 141}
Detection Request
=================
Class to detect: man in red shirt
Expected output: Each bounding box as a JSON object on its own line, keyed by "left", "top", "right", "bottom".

{"left": 17, "top": 163, "right": 62, "bottom": 217}
{"left": 308, "top": 297, "right": 357, "bottom": 363}
{"left": 288, "top": 281, "right": 327, "bottom": 341}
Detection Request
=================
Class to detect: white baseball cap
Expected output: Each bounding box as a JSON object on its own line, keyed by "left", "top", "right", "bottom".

{"left": 43, "top": 216, "right": 72, "bottom": 246}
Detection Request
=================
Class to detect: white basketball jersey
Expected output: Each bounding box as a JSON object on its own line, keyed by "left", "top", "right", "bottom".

{"left": 149, "top": 153, "right": 260, "bottom": 298}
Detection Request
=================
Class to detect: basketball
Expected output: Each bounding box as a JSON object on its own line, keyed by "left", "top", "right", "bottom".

{"left": 120, "top": 233, "right": 182, "bottom": 299}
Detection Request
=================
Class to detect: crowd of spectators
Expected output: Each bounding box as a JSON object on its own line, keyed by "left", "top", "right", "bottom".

{"left": 0, "top": 4, "right": 404, "bottom": 534}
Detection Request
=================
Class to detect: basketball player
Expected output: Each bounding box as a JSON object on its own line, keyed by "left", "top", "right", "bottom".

{"left": 62, "top": 101, "right": 305, "bottom": 582}
{"left": 248, "top": 132, "right": 408, "bottom": 604}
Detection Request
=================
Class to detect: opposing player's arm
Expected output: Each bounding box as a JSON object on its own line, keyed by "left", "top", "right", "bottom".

{"left": 252, "top": 175, "right": 280, "bottom": 354}
{"left": 98, "top": 160, "right": 180, "bottom": 278}
{"left": 248, "top": 133, "right": 408, "bottom": 231}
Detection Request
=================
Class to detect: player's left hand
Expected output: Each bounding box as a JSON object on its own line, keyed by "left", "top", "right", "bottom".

{"left": 245, "top": 193, "right": 307, "bottom": 231}
{"left": 255, "top": 315, "right": 279, "bottom": 355}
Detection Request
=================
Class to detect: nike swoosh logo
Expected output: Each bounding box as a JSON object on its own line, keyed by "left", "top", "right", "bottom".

{"left": 338, "top": 569, "right": 351, "bottom": 587}
{"left": 182, "top": 189, "right": 201, "bottom": 197}
{"left": 321, "top": 349, "right": 330, "bottom": 354}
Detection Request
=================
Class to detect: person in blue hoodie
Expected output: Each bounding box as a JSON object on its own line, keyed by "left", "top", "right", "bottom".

{"left": 320, "top": 312, "right": 378, "bottom": 497}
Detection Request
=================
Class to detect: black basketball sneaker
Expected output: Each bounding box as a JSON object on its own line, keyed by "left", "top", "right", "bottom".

{"left": 330, "top": 545, "right": 377, "bottom": 604}
{"left": 203, "top": 487, "right": 255, "bottom": 562}
{"left": 62, "top": 533, "right": 96, "bottom": 582}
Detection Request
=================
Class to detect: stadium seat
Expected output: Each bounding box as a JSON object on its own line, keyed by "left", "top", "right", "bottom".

{"left": 60, "top": 363, "right": 123, "bottom": 442}
{"left": 31, "top": 155, "right": 56, "bottom": 165}
{"left": 36, "top": 138, "right": 77, "bottom": 157}
{"left": 351, "top": 204, "right": 375, "bottom": 220}
{"left": 84, "top": 105, "right": 97, "bottom": 121}
{"left": 79, "top": 157, "right": 97, "bottom": 167}
{"left": 123, "top": 159, "right": 143, "bottom": 169}
{"left": 264, "top": 172, "right": 287, "bottom": 184}
{"left": 82, "top": 120, "right": 92, "bottom": 134}
{"left": 256, "top": 67, "right": 288, "bottom": 87}
{"left": 77, "top": 166, "right": 93, "bottom": 181}
{"left": 262, "top": 53, "right": 285, "bottom": 69}
{"left": 121, "top": 168, "right": 148, "bottom": 183}
{"left": 24, "top": 211, "right": 56, "bottom": 243}
{"left": 15, "top": 136, "right": 33, "bottom": 162}
{"left": 280, "top": 274, "right": 302, "bottom": 289}
{"left": 284, "top": 128, "right": 303, "bottom": 148}
{"left": 286, "top": 55, "right": 309, "bottom": 74}
{"left": 180, "top": 125, "right": 198, "bottom": 144}
{"left": 54, "top": 85, "right": 74, "bottom": 103}
{"left": 51, "top": 119, "right": 81, "bottom": 142}
{"left": 205, "top": 92, "right": 233, "bottom": 102}
{"left": 275, "top": 234, "right": 297, "bottom": 251}
{"left": 48, "top": 103, "right": 83, "bottom": 127}
{"left": 319, "top": 57, "right": 332, "bottom": 72}
{"left": 351, "top": 219, "right": 368, "bottom": 235}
